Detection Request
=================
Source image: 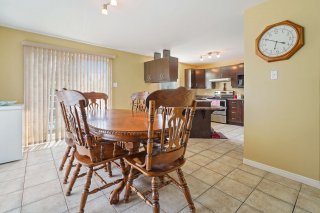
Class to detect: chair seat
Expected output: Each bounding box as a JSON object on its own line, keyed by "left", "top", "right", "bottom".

{"left": 124, "top": 151, "right": 186, "bottom": 177}
{"left": 75, "top": 142, "right": 128, "bottom": 167}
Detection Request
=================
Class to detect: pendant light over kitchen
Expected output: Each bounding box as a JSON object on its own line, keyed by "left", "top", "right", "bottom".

{"left": 200, "top": 51, "right": 221, "bottom": 61}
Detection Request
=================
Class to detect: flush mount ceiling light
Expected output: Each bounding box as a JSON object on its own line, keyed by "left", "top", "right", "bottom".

{"left": 200, "top": 51, "right": 222, "bottom": 61}
{"left": 101, "top": 0, "right": 118, "bottom": 15}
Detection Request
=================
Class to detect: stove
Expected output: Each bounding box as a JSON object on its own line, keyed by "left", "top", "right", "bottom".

{"left": 210, "top": 91, "right": 234, "bottom": 123}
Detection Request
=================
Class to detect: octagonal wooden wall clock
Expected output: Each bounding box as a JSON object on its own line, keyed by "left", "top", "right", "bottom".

{"left": 256, "top": 20, "right": 304, "bottom": 62}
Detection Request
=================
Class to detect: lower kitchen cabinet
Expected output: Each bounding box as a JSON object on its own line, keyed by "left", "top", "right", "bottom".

{"left": 227, "top": 99, "right": 244, "bottom": 126}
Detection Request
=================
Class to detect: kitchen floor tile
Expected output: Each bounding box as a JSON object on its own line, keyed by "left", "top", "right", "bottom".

{"left": 121, "top": 199, "right": 165, "bottom": 213}
{"left": 293, "top": 207, "right": 311, "bottom": 213}
{"left": 182, "top": 160, "right": 201, "bottom": 174}
{"left": 69, "top": 196, "right": 117, "bottom": 213}
{"left": 179, "top": 201, "right": 212, "bottom": 213}
{"left": 256, "top": 179, "right": 299, "bottom": 204}
{"left": 215, "top": 155, "right": 242, "bottom": 168}
{"left": 0, "top": 167, "right": 25, "bottom": 182}
{"left": 157, "top": 184, "right": 189, "bottom": 213}
{"left": 5, "top": 207, "right": 22, "bottom": 213}
{"left": 0, "top": 160, "right": 26, "bottom": 173}
{"left": 185, "top": 175, "right": 211, "bottom": 199}
{"left": 209, "top": 145, "right": 234, "bottom": 154}
{"left": 236, "top": 204, "right": 261, "bottom": 213}
{"left": 264, "top": 173, "right": 301, "bottom": 190}
{"left": 196, "top": 188, "right": 242, "bottom": 213}
{"left": 245, "top": 190, "right": 293, "bottom": 213}
{"left": 64, "top": 182, "right": 103, "bottom": 209}
{"left": 198, "top": 150, "right": 222, "bottom": 160}
{"left": 24, "top": 168, "right": 58, "bottom": 188}
{"left": 0, "top": 190, "right": 23, "bottom": 212}
{"left": 22, "top": 179, "right": 62, "bottom": 205}
{"left": 21, "top": 193, "right": 68, "bottom": 213}
{"left": 238, "top": 164, "right": 267, "bottom": 177}
{"left": 225, "top": 150, "right": 243, "bottom": 160}
{"left": 0, "top": 177, "right": 24, "bottom": 195}
{"left": 227, "top": 169, "right": 261, "bottom": 188}
{"left": 190, "top": 167, "right": 223, "bottom": 186}
{"left": 188, "top": 154, "right": 212, "bottom": 166}
{"left": 296, "top": 190, "right": 320, "bottom": 213}
{"left": 215, "top": 177, "right": 253, "bottom": 202}
{"left": 187, "top": 144, "right": 207, "bottom": 153}
{"left": 205, "top": 161, "right": 235, "bottom": 176}
{"left": 300, "top": 183, "right": 320, "bottom": 198}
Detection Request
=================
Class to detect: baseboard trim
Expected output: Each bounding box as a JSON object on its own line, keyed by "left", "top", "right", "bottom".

{"left": 243, "top": 158, "right": 320, "bottom": 189}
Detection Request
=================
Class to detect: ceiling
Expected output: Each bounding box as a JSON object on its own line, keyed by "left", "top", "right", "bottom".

{"left": 0, "top": 0, "right": 265, "bottom": 64}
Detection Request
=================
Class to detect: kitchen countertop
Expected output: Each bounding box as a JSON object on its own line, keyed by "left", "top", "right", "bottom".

{"left": 227, "top": 99, "right": 244, "bottom": 101}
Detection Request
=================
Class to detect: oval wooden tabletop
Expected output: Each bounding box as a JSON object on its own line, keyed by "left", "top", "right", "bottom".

{"left": 87, "top": 109, "right": 163, "bottom": 142}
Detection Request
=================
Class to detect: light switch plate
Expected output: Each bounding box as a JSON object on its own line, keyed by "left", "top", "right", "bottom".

{"left": 113, "top": 82, "right": 118, "bottom": 88}
{"left": 271, "top": 70, "right": 278, "bottom": 80}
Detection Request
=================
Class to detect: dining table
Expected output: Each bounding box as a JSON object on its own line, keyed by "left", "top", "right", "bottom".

{"left": 86, "top": 109, "right": 163, "bottom": 204}
{"left": 86, "top": 106, "right": 224, "bottom": 204}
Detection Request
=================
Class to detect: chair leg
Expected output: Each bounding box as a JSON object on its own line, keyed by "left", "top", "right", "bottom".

{"left": 152, "top": 177, "right": 160, "bottom": 213}
{"left": 107, "top": 162, "right": 112, "bottom": 177}
{"left": 109, "top": 158, "right": 129, "bottom": 204}
{"left": 59, "top": 146, "right": 71, "bottom": 171}
{"left": 124, "top": 166, "right": 134, "bottom": 202}
{"left": 79, "top": 167, "right": 93, "bottom": 213}
{"left": 177, "top": 168, "right": 195, "bottom": 212}
{"left": 66, "top": 163, "right": 82, "bottom": 196}
{"left": 63, "top": 147, "right": 75, "bottom": 184}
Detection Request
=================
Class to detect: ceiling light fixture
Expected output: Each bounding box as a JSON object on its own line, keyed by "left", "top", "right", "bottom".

{"left": 200, "top": 51, "right": 222, "bottom": 61}
{"left": 110, "top": 0, "right": 117, "bottom": 6}
{"left": 101, "top": 0, "right": 118, "bottom": 15}
{"left": 101, "top": 4, "right": 108, "bottom": 15}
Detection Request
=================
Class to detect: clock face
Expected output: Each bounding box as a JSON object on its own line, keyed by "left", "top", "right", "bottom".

{"left": 258, "top": 25, "right": 298, "bottom": 57}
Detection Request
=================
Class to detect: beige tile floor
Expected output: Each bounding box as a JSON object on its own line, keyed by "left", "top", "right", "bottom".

{"left": 211, "top": 122, "right": 244, "bottom": 144}
{"left": 0, "top": 138, "right": 320, "bottom": 213}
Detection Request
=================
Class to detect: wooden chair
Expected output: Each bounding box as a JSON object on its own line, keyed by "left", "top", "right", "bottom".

{"left": 56, "top": 90, "right": 76, "bottom": 184}
{"left": 124, "top": 87, "right": 197, "bottom": 213}
{"left": 131, "top": 91, "right": 149, "bottom": 112}
{"left": 83, "top": 91, "right": 108, "bottom": 110}
{"left": 60, "top": 89, "right": 128, "bottom": 213}
{"left": 82, "top": 91, "right": 113, "bottom": 177}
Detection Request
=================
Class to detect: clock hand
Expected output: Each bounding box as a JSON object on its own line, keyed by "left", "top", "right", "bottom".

{"left": 274, "top": 41, "right": 278, "bottom": 50}
{"left": 265, "top": 39, "right": 286, "bottom": 45}
{"left": 264, "top": 38, "right": 277, "bottom": 43}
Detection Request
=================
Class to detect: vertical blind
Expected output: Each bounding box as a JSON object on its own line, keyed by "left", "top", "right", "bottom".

{"left": 23, "top": 42, "right": 113, "bottom": 146}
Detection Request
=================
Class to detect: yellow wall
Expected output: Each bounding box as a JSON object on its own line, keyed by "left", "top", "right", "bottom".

{"left": 244, "top": 0, "right": 320, "bottom": 180}
{"left": 0, "top": 26, "right": 157, "bottom": 109}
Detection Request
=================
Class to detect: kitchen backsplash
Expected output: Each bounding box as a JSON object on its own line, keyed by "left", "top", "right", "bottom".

{"left": 193, "top": 81, "right": 244, "bottom": 97}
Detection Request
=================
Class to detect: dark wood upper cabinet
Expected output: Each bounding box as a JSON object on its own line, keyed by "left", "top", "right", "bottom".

{"left": 184, "top": 63, "right": 244, "bottom": 89}
{"left": 185, "top": 69, "right": 206, "bottom": 89}
{"left": 144, "top": 57, "right": 178, "bottom": 83}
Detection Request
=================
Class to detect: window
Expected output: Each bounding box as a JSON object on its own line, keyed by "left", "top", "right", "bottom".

{"left": 23, "top": 42, "right": 113, "bottom": 146}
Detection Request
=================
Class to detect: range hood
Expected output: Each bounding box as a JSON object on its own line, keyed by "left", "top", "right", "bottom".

{"left": 208, "top": 78, "right": 231, "bottom": 82}
{"left": 144, "top": 50, "right": 178, "bottom": 83}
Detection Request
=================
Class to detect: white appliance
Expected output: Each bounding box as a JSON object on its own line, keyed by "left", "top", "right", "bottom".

{"left": 209, "top": 91, "right": 234, "bottom": 124}
{"left": 0, "top": 104, "right": 24, "bottom": 164}
{"left": 211, "top": 99, "right": 227, "bottom": 123}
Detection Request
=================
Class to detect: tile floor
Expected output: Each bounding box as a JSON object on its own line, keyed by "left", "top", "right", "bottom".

{"left": 0, "top": 138, "right": 320, "bottom": 213}
{"left": 211, "top": 122, "right": 244, "bottom": 144}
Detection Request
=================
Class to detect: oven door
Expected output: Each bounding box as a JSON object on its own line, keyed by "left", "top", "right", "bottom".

{"left": 211, "top": 100, "right": 227, "bottom": 123}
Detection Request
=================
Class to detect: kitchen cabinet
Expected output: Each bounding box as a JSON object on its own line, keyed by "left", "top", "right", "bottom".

{"left": 227, "top": 99, "right": 244, "bottom": 125}
{"left": 144, "top": 57, "right": 178, "bottom": 83}
{"left": 185, "top": 69, "right": 206, "bottom": 89}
